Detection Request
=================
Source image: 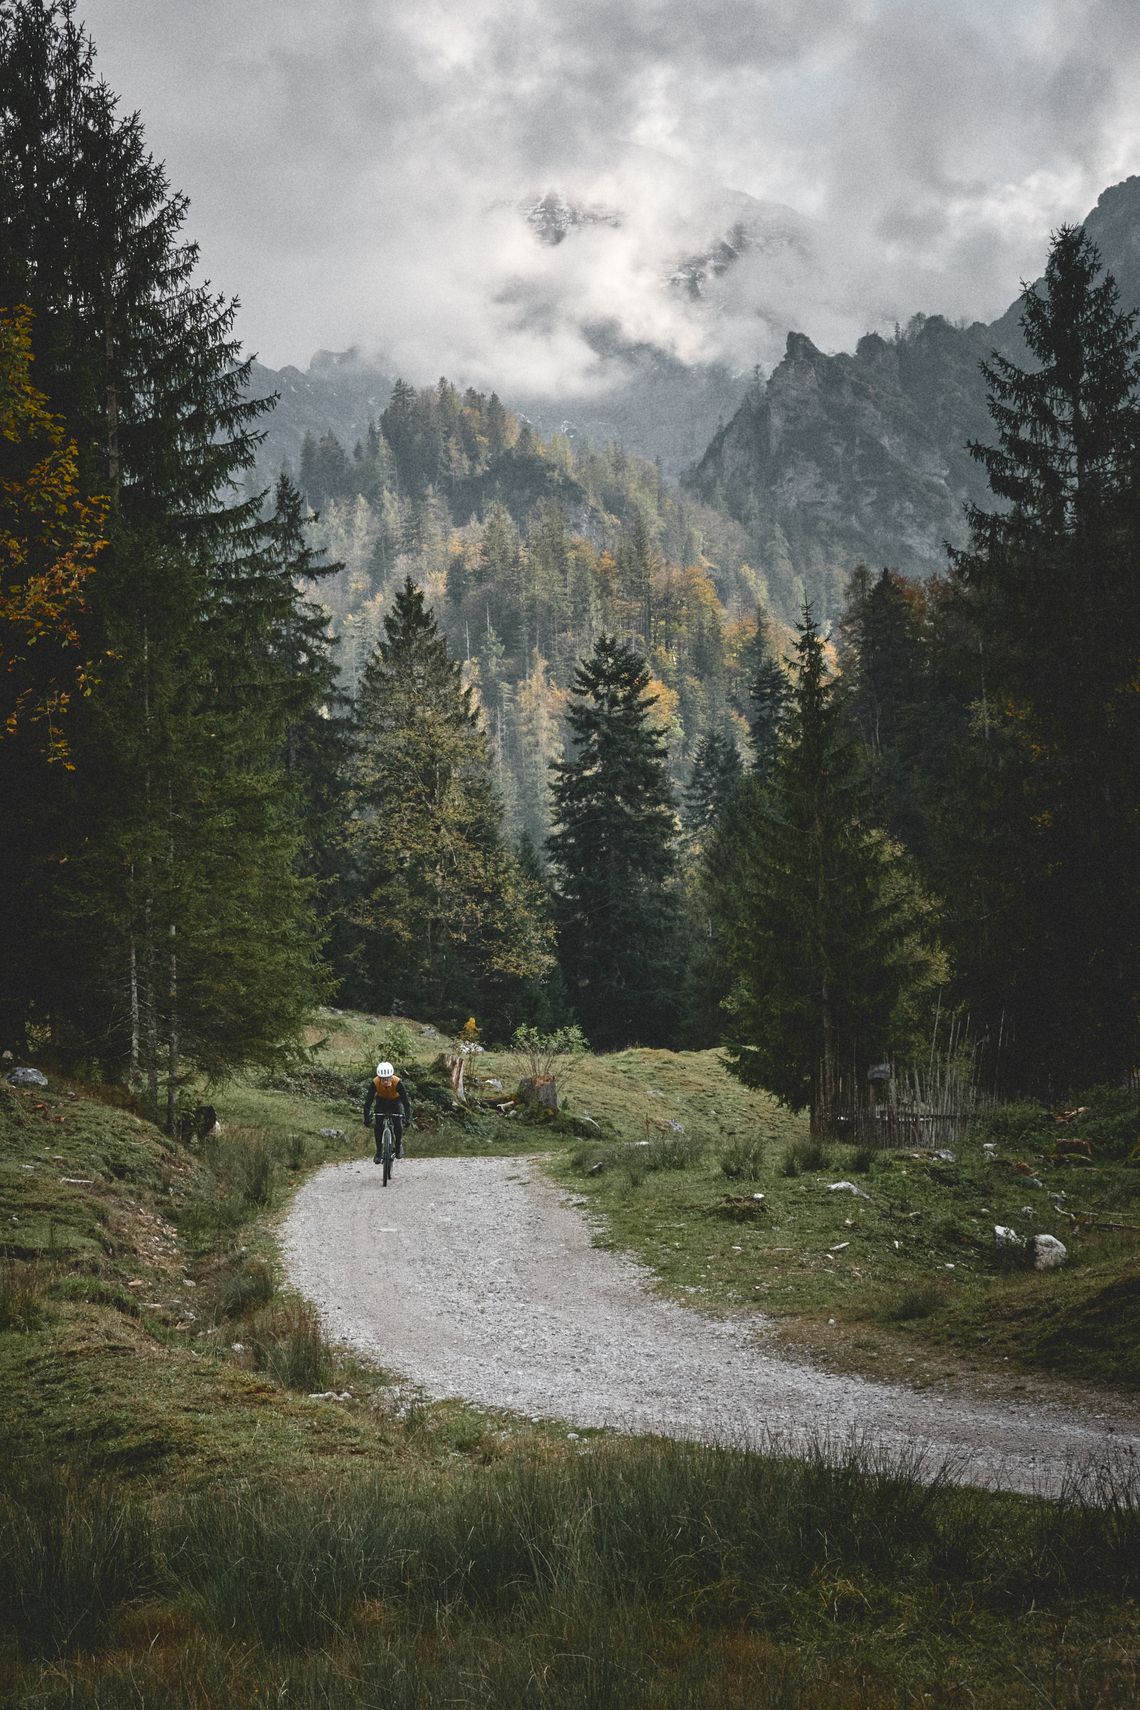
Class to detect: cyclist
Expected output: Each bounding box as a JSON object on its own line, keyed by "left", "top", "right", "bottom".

{"left": 364, "top": 1060, "right": 411, "bottom": 1164}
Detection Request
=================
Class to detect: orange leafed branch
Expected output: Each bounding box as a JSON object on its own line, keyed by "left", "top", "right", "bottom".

{"left": 1, "top": 306, "right": 108, "bottom": 763}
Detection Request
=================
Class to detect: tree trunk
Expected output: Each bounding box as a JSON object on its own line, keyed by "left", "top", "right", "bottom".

{"left": 517, "top": 1075, "right": 558, "bottom": 1111}
{"left": 165, "top": 797, "right": 178, "bottom": 1134}
{"left": 143, "top": 890, "right": 158, "bottom": 1118}
{"left": 128, "top": 923, "right": 140, "bottom": 1093}
{"left": 166, "top": 920, "right": 178, "bottom": 1135}
{"left": 811, "top": 986, "right": 837, "bottom": 1138}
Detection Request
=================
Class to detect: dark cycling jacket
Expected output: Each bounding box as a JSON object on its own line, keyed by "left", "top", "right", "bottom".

{"left": 364, "top": 1075, "right": 411, "bottom": 1127}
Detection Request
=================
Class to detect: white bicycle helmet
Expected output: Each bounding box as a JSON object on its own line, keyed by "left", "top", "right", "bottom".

{"left": 376, "top": 1061, "right": 394, "bottom": 1077}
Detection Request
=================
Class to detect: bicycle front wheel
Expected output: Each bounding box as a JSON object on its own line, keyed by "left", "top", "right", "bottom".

{"left": 381, "top": 1121, "right": 394, "bottom": 1186}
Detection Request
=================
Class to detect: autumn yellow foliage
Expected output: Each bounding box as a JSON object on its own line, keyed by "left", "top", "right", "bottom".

{"left": 1, "top": 306, "right": 107, "bottom": 762}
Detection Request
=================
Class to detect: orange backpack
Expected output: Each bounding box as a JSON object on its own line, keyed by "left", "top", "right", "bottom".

{"left": 373, "top": 1074, "right": 400, "bottom": 1102}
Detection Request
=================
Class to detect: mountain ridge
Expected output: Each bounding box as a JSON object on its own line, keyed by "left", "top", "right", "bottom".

{"left": 689, "top": 175, "right": 1140, "bottom": 618}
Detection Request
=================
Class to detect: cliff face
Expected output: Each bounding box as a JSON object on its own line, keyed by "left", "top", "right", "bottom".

{"left": 688, "top": 177, "right": 1140, "bottom": 622}
{"left": 689, "top": 316, "right": 995, "bottom": 618}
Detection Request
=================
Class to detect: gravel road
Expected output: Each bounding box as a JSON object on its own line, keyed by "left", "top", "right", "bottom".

{"left": 282, "top": 1155, "right": 1140, "bottom": 1496}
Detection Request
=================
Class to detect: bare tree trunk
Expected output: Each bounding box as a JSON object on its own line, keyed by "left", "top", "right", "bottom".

{"left": 165, "top": 797, "right": 178, "bottom": 1135}
{"left": 128, "top": 920, "right": 140, "bottom": 1092}
{"left": 812, "top": 985, "right": 837, "bottom": 1137}
{"left": 166, "top": 921, "right": 178, "bottom": 1135}
{"left": 105, "top": 317, "right": 122, "bottom": 504}
{"left": 143, "top": 888, "right": 158, "bottom": 1117}
{"left": 140, "top": 619, "right": 158, "bottom": 1117}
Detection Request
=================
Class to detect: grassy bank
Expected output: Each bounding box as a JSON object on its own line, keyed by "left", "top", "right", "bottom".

{"left": 4, "top": 1434, "right": 1139, "bottom": 1709}
{"left": 544, "top": 1079, "right": 1140, "bottom": 1391}
{"left": 2, "top": 1015, "right": 1138, "bottom": 1705}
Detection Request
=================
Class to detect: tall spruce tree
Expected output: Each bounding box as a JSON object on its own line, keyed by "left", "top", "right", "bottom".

{"left": 682, "top": 729, "right": 742, "bottom": 833}
{"left": 346, "top": 578, "right": 552, "bottom": 1026}
{"left": 834, "top": 565, "right": 961, "bottom": 861}
{"left": 716, "top": 610, "right": 944, "bottom": 1132}
{"left": 739, "top": 609, "right": 787, "bottom": 779}
{"left": 951, "top": 225, "right": 1140, "bottom": 1085}
{"left": 548, "top": 635, "right": 680, "bottom": 1048}
{"left": 0, "top": 1, "right": 328, "bottom": 1109}
{"left": 677, "top": 728, "right": 743, "bottom": 1047}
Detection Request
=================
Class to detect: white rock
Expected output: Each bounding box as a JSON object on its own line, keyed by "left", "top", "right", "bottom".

{"left": 828, "top": 1180, "right": 865, "bottom": 1196}
{"left": 6, "top": 1066, "right": 48, "bottom": 1087}
{"left": 993, "top": 1225, "right": 1021, "bottom": 1246}
{"left": 1033, "top": 1234, "right": 1068, "bottom": 1270}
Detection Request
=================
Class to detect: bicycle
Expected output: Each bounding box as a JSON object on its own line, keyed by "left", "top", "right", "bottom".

{"left": 377, "top": 1114, "right": 396, "bottom": 1187}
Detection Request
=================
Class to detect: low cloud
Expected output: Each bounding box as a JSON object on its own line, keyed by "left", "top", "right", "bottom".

{"left": 79, "top": 0, "right": 1140, "bottom": 389}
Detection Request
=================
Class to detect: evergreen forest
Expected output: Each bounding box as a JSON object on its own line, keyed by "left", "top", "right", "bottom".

{"left": 2, "top": 0, "right": 1138, "bottom": 1118}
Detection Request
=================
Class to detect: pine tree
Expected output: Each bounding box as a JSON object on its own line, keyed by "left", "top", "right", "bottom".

{"left": 835, "top": 565, "right": 952, "bottom": 858}
{"left": 739, "top": 610, "right": 787, "bottom": 778}
{"left": 346, "top": 578, "right": 552, "bottom": 1025}
{"left": 682, "top": 730, "right": 742, "bottom": 833}
{"left": 548, "top": 635, "right": 680, "bottom": 1048}
{"left": 717, "top": 610, "right": 944, "bottom": 1131}
{"left": 951, "top": 225, "right": 1140, "bottom": 1085}
{"left": 0, "top": 2, "right": 327, "bottom": 1106}
{"left": 261, "top": 476, "right": 350, "bottom": 885}
{"left": 615, "top": 510, "right": 655, "bottom": 644}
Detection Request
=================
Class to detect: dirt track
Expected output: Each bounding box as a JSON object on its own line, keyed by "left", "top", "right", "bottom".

{"left": 282, "top": 1155, "right": 1140, "bottom": 1495}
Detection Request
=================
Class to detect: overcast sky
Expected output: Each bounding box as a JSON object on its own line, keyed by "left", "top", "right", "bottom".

{"left": 78, "top": 0, "right": 1140, "bottom": 392}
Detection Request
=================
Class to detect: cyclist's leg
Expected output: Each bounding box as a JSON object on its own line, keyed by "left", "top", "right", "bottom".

{"left": 393, "top": 1114, "right": 404, "bottom": 1158}
{"left": 373, "top": 1117, "right": 382, "bottom": 1164}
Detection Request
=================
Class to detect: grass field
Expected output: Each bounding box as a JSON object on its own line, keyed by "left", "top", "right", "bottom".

{"left": 2, "top": 1012, "right": 1138, "bottom": 1707}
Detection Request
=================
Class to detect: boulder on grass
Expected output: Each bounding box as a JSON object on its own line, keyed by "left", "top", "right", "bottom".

{"left": 1033, "top": 1233, "right": 1068, "bottom": 1270}
{"left": 5, "top": 1067, "right": 48, "bottom": 1088}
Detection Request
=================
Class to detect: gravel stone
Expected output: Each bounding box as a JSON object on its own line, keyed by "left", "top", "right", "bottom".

{"left": 282, "top": 1157, "right": 1140, "bottom": 1497}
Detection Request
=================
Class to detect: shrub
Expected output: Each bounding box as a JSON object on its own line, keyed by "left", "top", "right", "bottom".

{"left": 644, "top": 1134, "right": 701, "bottom": 1171}
{"left": 238, "top": 1137, "right": 277, "bottom": 1207}
{"left": 977, "top": 1101, "right": 1050, "bottom": 1148}
{"left": 373, "top": 1020, "right": 417, "bottom": 1066}
{"left": 718, "top": 1136, "right": 766, "bottom": 1180}
{"left": 1080, "top": 1086, "right": 1140, "bottom": 1160}
{"left": 879, "top": 1284, "right": 944, "bottom": 1323}
{"left": 931, "top": 1210, "right": 971, "bottom": 1247}
{"left": 205, "top": 1250, "right": 276, "bottom": 1322}
{"left": 782, "top": 1138, "right": 828, "bottom": 1177}
{"left": 279, "top": 1131, "right": 310, "bottom": 1171}
{"left": 247, "top": 1298, "right": 335, "bottom": 1393}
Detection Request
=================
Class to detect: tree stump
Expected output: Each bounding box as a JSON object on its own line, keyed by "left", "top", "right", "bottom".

{"left": 517, "top": 1075, "right": 558, "bottom": 1111}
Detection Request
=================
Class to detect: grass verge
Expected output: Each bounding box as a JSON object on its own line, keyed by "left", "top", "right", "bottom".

{"left": 2, "top": 1018, "right": 1138, "bottom": 1706}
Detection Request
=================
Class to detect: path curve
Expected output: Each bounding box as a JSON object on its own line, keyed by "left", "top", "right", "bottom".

{"left": 282, "top": 1156, "right": 1140, "bottom": 1496}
